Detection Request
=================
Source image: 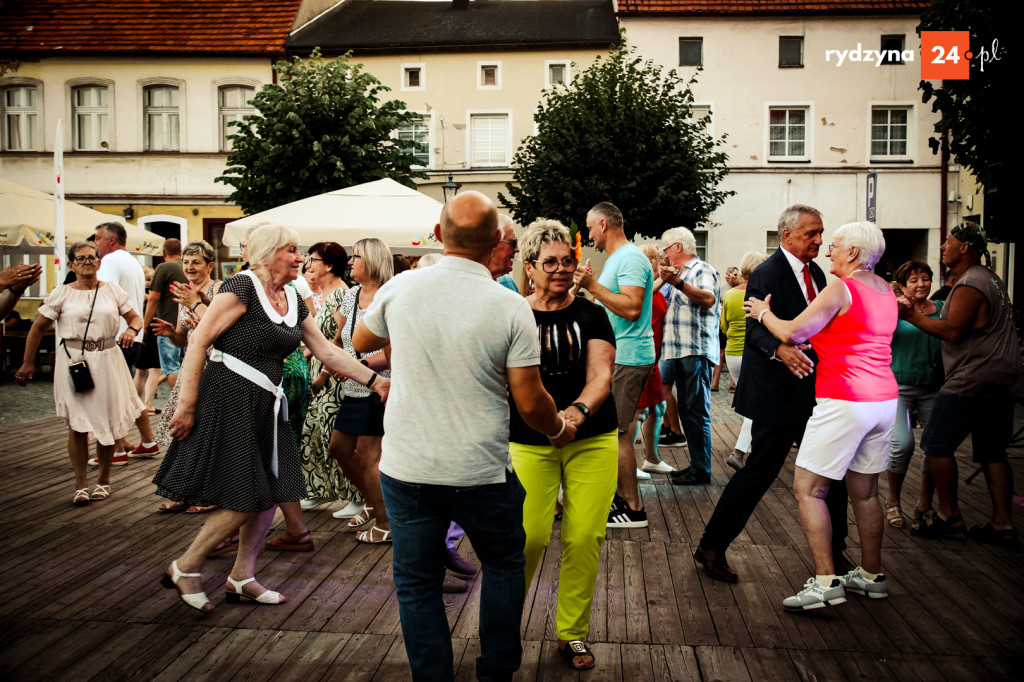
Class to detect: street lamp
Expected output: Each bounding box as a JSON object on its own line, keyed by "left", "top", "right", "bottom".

{"left": 442, "top": 172, "right": 459, "bottom": 202}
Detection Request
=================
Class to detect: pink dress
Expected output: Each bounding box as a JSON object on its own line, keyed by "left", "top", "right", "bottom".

{"left": 38, "top": 282, "right": 147, "bottom": 445}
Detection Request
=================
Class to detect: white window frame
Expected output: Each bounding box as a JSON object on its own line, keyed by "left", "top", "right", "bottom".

{"left": 394, "top": 111, "right": 434, "bottom": 169}
{"left": 477, "top": 61, "right": 502, "bottom": 90}
{"left": 216, "top": 84, "right": 257, "bottom": 152}
{"left": 401, "top": 62, "right": 426, "bottom": 91}
{"left": 689, "top": 102, "right": 714, "bottom": 138}
{"left": 67, "top": 78, "right": 114, "bottom": 151}
{"left": 1, "top": 77, "right": 43, "bottom": 151}
{"left": 765, "top": 103, "right": 812, "bottom": 163}
{"left": 467, "top": 110, "right": 513, "bottom": 168}
{"left": 544, "top": 60, "right": 570, "bottom": 88}
{"left": 868, "top": 102, "right": 914, "bottom": 162}
{"left": 213, "top": 77, "right": 260, "bottom": 153}
{"left": 694, "top": 229, "right": 709, "bottom": 262}
{"left": 138, "top": 214, "right": 188, "bottom": 246}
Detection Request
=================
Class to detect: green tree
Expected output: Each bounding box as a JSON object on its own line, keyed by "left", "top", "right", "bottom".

{"left": 918, "top": 0, "right": 1010, "bottom": 181}
{"left": 499, "top": 41, "right": 732, "bottom": 240}
{"left": 217, "top": 49, "right": 426, "bottom": 215}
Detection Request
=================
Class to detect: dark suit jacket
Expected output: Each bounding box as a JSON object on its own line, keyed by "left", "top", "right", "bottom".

{"left": 733, "top": 248, "right": 827, "bottom": 427}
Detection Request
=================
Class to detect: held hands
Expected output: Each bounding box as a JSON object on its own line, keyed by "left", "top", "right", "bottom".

{"left": 548, "top": 413, "right": 578, "bottom": 448}
{"left": 171, "top": 281, "right": 200, "bottom": 310}
{"left": 743, "top": 294, "right": 771, "bottom": 321}
{"left": 776, "top": 342, "right": 815, "bottom": 379}
{"left": 13, "top": 362, "right": 35, "bottom": 386}
{"left": 572, "top": 259, "right": 595, "bottom": 291}
{"left": 659, "top": 264, "right": 681, "bottom": 287}
{"left": 895, "top": 294, "right": 914, "bottom": 319}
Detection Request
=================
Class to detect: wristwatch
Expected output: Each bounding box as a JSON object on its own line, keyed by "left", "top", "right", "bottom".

{"left": 571, "top": 401, "right": 591, "bottom": 420}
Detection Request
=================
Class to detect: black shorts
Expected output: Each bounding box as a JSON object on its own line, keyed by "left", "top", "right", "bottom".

{"left": 333, "top": 395, "right": 385, "bottom": 436}
{"left": 136, "top": 336, "right": 161, "bottom": 371}
{"left": 919, "top": 392, "right": 1013, "bottom": 464}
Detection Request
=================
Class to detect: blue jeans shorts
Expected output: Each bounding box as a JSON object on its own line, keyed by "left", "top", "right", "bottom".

{"left": 156, "top": 335, "right": 184, "bottom": 375}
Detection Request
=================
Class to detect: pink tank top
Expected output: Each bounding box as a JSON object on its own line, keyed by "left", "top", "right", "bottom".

{"left": 810, "top": 278, "right": 898, "bottom": 401}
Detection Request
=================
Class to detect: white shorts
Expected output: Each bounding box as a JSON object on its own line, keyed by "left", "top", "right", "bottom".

{"left": 795, "top": 397, "right": 897, "bottom": 480}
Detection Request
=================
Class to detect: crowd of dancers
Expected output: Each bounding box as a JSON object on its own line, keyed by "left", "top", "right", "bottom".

{"left": 8, "top": 194, "right": 1021, "bottom": 680}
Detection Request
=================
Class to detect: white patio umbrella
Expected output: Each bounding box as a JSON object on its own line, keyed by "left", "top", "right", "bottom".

{"left": 0, "top": 178, "right": 165, "bottom": 256}
{"left": 223, "top": 178, "right": 444, "bottom": 255}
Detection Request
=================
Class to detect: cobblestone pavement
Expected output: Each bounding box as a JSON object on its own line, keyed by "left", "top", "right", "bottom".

{"left": 0, "top": 377, "right": 171, "bottom": 427}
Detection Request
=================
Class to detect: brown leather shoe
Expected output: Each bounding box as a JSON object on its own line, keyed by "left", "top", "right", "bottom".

{"left": 693, "top": 545, "right": 738, "bottom": 583}
{"left": 265, "top": 531, "right": 314, "bottom": 552}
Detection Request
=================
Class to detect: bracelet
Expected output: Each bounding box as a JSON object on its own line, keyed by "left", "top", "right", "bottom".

{"left": 127, "top": 325, "right": 139, "bottom": 333}
{"left": 757, "top": 310, "right": 769, "bottom": 324}
{"left": 191, "top": 301, "right": 202, "bottom": 311}
{"left": 571, "top": 401, "right": 591, "bottom": 419}
{"left": 547, "top": 416, "right": 567, "bottom": 441}
{"left": 366, "top": 373, "right": 377, "bottom": 389}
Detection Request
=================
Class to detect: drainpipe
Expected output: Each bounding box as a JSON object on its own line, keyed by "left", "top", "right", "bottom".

{"left": 938, "top": 129, "right": 948, "bottom": 281}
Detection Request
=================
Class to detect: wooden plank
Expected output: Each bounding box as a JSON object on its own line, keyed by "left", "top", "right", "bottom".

{"left": 880, "top": 652, "right": 947, "bottom": 682}
{"left": 622, "top": 540, "right": 650, "bottom": 643}
{"left": 603, "top": 539, "right": 627, "bottom": 643}
{"left": 664, "top": 542, "right": 717, "bottom": 647}
{"left": 265, "top": 632, "right": 353, "bottom": 682}
{"left": 371, "top": 635, "right": 412, "bottom": 682}
{"left": 786, "top": 648, "right": 849, "bottom": 682}
{"left": 694, "top": 645, "right": 752, "bottom": 682}
{"left": 638, "top": 542, "right": 683, "bottom": 644}
{"left": 8, "top": 620, "right": 126, "bottom": 680}
{"left": 655, "top": 644, "right": 703, "bottom": 681}
{"left": 740, "top": 647, "right": 801, "bottom": 681}
{"left": 320, "top": 633, "right": 397, "bottom": 682}
{"left": 523, "top": 537, "right": 562, "bottom": 641}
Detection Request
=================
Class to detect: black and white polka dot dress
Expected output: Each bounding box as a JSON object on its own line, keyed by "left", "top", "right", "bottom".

{"left": 152, "top": 272, "right": 309, "bottom": 512}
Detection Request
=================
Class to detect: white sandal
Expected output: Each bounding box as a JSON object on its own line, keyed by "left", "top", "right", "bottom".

{"left": 356, "top": 525, "right": 392, "bottom": 544}
{"left": 225, "top": 576, "right": 285, "bottom": 604}
{"left": 90, "top": 484, "right": 110, "bottom": 501}
{"left": 347, "top": 505, "right": 375, "bottom": 529}
{"left": 160, "top": 560, "right": 213, "bottom": 613}
{"left": 73, "top": 488, "right": 90, "bottom": 506}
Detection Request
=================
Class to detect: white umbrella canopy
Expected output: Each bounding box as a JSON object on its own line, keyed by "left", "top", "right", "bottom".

{"left": 0, "top": 178, "right": 165, "bottom": 256}
{"left": 223, "top": 178, "right": 444, "bottom": 255}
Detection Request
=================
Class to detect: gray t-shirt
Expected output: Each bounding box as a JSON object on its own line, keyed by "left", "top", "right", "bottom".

{"left": 363, "top": 256, "right": 541, "bottom": 486}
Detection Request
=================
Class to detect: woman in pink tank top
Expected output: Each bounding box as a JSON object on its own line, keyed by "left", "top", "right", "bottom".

{"left": 744, "top": 221, "right": 898, "bottom": 612}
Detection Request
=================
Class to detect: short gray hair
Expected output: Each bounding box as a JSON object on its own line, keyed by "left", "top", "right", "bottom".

{"left": 246, "top": 223, "right": 301, "bottom": 272}
{"left": 833, "top": 221, "right": 886, "bottom": 270}
{"left": 520, "top": 218, "right": 572, "bottom": 264}
{"left": 416, "top": 253, "right": 442, "bottom": 269}
{"left": 778, "top": 204, "right": 822, "bottom": 233}
{"left": 182, "top": 239, "right": 216, "bottom": 264}
{"left": 662, "top": 227, "right": 697, "bottom": 256}
{"left": 588, "top": 202, "right": 623, "bottom": 231}
{"left": 739, "top": 251, "right": 767, "bottom": 279}
{"left": 497, "top": 213, "right": 515, "bottom": 234}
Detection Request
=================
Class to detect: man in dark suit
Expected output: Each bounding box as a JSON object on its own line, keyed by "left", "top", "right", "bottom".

{"left": 693, "top": 204, "right": 849, "bottom": 582}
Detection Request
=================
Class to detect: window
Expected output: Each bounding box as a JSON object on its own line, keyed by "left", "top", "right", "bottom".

{"left": 143, "top": 85, "right": 179, "bottom": 151}
{"left": 695, "top": 230, "right": 708, "bottom": 262}
{"left": 470, "top": 114, "right": 509, "bottom": 166}
{"left": 396, "top": 114, "right": 431, "bottom": 168}
{"left": 871, "top": 107, "right": 909, "bottom": 158}
{"left": 766, "top": 230, "right": 780, "bottom": 255}
{"left": 478, "top": 62, "right": 502, "bottom": 90}
{"left": 546, "top": 60, "right": 569, "bottom": 88}
{"left": 219, "top": 86, "right": 254, "bottom": 152}
{"left": 72, "top": 85, "right": 110, "bottom": 150}
{"left": 880, "top": 35, "right": 905, "bottom": 65}
{"left": 679, "top": 37, "right": 703, "bottom": 67}
{"left": 2, "top": 86, "right": 38, "bottom": 150}
{"left": 689, "top": 104, "right": 713, "bottom": 135}
{"left": 779, "top": 36, "right": 804, "bottom": 67}
{"left": 402, "top": 63, "right": 425, "bottom": 91}
{"left": 769, "top": 107, "right": 808, "bottom": 160}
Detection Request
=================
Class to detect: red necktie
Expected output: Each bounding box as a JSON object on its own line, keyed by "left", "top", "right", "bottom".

{"left": 802, "top": 265, "right": 816, "bottom": 302}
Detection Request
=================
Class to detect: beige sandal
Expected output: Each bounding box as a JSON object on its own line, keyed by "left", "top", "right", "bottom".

{"left": 886, "top": 505, "right": 905, "bottom": 528}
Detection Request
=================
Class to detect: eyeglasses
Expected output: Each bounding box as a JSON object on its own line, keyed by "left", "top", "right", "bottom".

{"left": 531, "top": 257, "right": 578, "bottom": 273}
{"left": 662, "top": 242, "right": 681, "bottom": 254}
{"left": 305, "top": 256, "right": 324, "bottom": 265}
{"left": 350, "top": 254, "right": 362, "bottom": 260}
{"left": 828, "top": 243, "right": 842, "bottom": 253}
{"left": 501, "top": 238, "right": 518, "bottom": 250}
{"left": 73, "top": 255, "right": 99, "bottom": 264}
{"left": 239, "top": 242, "right": 247, "bottom": 249}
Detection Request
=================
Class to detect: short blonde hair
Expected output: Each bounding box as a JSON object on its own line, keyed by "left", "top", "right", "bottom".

{"left": 353, "top": 238, "right": 394, "bottom": 284}
{"left": 182, "top": 239, "right": 216, "bottom": 264}
{"left": 246, "top": 223, "right": 301, "bottom": 272}
{"left": 640, "top": 243, "right": 667, "bottom": 268}
{"left": 416, "top": 253, "right": 442, "bottom": 269}
{"left": 739, "top": 251, "right": 767, "bottom": 279}
{"left": 520, "top": 218, "right": 572, "bottom": 264}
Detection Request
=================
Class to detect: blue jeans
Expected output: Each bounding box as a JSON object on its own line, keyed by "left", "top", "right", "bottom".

{"left": 669, "top": 356, "right": 714, "bottom": 474}
{"left": 381, "top": 471, "right": 527, "bottom": 682}
{"left": 156, "top": 335, "right": 184, "bottom": 375}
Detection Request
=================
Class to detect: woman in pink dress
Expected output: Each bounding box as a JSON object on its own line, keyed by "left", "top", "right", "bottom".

{"left": 745, "top": 221, "right": 897, "bottom": 611}
{"left": 15, "top": 241, "right": 147, "bottom": 505}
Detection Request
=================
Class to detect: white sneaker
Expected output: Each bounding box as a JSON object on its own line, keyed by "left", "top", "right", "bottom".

{"left": 300, "top": 497, "right": 331, "bottom": 510}
{"left": 839, "top": 567, "right": 889, "bottom": 599}
{"left": 332, "top": 500, "right": 365, "bottom": 519}
{"left": 636, "top": 468, "right": 652, "bottom": 480}
{"left": 783, "top": 577, "right": 846, "bottom": 611}
{"left": 641, "top": 460, "right": 677, "bottom": 474}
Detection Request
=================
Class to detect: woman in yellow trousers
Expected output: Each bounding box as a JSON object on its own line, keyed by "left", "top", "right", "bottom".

{"left": 508, "top": 219, "right": 618, "bottom": 671}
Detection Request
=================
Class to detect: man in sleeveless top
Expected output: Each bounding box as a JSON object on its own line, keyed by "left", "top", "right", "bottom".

{"left": 899, "top": 222, "right": 1022, "bottom": 547}
{"left": 353, "top": 191, "right": 575, "bottom": 681}
{"left": 693, "top": 204, "right": 850, "bottom": 582}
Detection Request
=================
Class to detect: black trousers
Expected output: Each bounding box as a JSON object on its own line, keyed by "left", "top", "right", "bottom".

{"left": 700, "top": 419, "right": 848, "bottom": 556}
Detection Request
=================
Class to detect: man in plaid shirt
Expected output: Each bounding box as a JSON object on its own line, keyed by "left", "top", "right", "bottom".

{"left": 658, "top": 227, "right": 721, "bottom": 485}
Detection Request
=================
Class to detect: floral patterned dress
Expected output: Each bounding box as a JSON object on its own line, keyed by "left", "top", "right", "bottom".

{"left": 299, "top": 286, "right": 357, "bottom": 500}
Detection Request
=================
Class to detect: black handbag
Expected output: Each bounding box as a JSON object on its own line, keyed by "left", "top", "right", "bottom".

{"left": 63, "top": 285, "right": 99, "bottom": 393}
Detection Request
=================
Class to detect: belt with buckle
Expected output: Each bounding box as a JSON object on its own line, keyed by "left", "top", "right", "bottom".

{"left": 63, "top": 337, "right": 116, "bottom": 352}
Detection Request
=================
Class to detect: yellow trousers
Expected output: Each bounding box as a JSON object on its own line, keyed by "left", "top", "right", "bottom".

{"left": 510, "top": 430, "right": 617, "bottom": 641}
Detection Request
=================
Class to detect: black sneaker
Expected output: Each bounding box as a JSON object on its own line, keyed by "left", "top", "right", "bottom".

{"left": 671, "top": 470, "right": 711, "bottom": 486}
{"left": 659, "top": 432, "right": 686, "bottom": 446}
{"left": 607, "top": 496, "right": 648, "bottom": 528}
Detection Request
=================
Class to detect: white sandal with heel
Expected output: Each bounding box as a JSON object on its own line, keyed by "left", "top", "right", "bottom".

{"left": 225, "top": 576, "right": 285, "bottom": 604}
{"left": 160, "top": 560, "right": 213, "bottom": 613}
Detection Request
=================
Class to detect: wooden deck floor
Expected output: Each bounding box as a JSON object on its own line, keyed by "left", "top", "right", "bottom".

{"left": 0, "top": 390, "right": 1021, "bottom": 681}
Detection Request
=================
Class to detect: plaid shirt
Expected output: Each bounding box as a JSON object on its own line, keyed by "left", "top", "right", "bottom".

{"left": 662, "top": 257, "right": 721, "bottom": 363}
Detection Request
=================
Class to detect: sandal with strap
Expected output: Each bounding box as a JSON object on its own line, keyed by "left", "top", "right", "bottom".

{"left": 559, "top": 641, "right": 596, "bottom": 670}
{"left": 913, "top": 506, "right": 936, "bottom": 525}
{"left": 356, "top": 525, "right": 392, "bottom": 544}
{"left": 225, "top": 576, "right": 286, "bottom": 604}
{"left": 73, "top": 488, "right": 90, "bottom": 507}
{"left": 185, "top": 504, "right": 217, "bottom": 514}
{"left": 885, "top": 505, "right": 904, "bottom": 528}
{"left": 90, "top": 484, "right": 111, "bottom": 501}
{"left": 159, "top": 501, "right": 188, "bottom": 512}
{"left": 265, "top": 531, "right": 314, "bottom": 552}
{"left": 911, "top": 512, "right": 965, "bottom": 539}
{"left": 966, "top": 523, "right": 1021, "bottom": 549}
{"left": 348, "top": 505, "right": 375, "bottom": 529}
{"left": 159, "top": 560, "right": 213, "bottom": 613}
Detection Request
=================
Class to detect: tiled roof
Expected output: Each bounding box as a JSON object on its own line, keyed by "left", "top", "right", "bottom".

{"left": 617, "top": 1, "right": 930, "bottom": 15}
{"left": 288, "top": 0, "right": 620, "bottom": 54}
{"left": 0, "top": 0, "right": 302, "bottom": 56}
